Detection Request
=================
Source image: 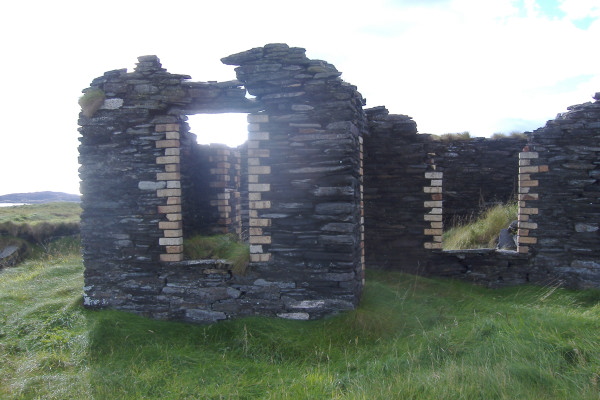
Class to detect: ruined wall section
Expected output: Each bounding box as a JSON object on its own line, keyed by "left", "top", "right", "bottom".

{"left": 526, "top": 94, "right": 600, "bottom": 288}
{"left": 80, "top": 45, "right": 366, "bottom": 321}
{"left": 78, "top": 56, "right": 253, "bottom": 309}
{"left": 363, "top": 106, "right": 432, "bottom": 271}
{"left": 222, "top": 44, "right": 366, "bottom": 312}
{"left": 362, "top": 100, "right": 600, "bottom": 290}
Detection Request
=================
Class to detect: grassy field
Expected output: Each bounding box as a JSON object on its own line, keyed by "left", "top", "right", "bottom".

{"left": 0, "top": 203, "right": 81, "bottom": 253}
{"left": 0, "top": 202, "right": 81, "bottom": 225}
{"left": 1, "top": 239, "right": 599, "bottom": 399}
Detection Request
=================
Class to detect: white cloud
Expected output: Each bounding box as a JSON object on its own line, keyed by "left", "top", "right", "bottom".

{"left": 559, "top": 0, "right": 600, "bottom": 20}
{"left": 0, "top": 0, "right": 598, "bottom": 194}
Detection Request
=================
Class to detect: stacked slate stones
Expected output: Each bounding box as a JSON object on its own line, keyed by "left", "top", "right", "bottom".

{"left": 78, "top": 56, "right": 254, "bottom": 311}
{"left": 222, "top": 44, "right": 366, "bottom": 317}
{"left": 78, "top": 44, "right": 366, "bottom": 322}
{"left": 362, "top": 106, "right": 432, "bottom": 271}
{"left": 526, "top": 93, "right": 600, "bottom": 288}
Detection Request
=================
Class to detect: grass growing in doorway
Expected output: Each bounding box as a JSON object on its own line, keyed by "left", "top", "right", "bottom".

{"left": 183, "top": 234, "right": 249, "bottom": 274}
{"left": 443, "top": 202, "right": 518, "bottom": 250}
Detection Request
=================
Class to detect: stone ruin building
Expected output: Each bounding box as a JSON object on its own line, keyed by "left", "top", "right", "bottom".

{"left": 78, "top": 43, "right": 600, "bottom": 323}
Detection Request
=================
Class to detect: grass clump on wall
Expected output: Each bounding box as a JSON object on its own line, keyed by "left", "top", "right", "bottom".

{"left": 184, "top": 234, "right": 249, "bottom": 274}
{"left": 443, "top": 202, "right": 518, "bottom": 250}
{"left": 433, "top": 131, "right": 472, "bottom": 142}
{"left": 78, "top": 88, "right": 105, "bottom": 117}
{"left": 491, "top": 131, "right": 529, "bottom": 140}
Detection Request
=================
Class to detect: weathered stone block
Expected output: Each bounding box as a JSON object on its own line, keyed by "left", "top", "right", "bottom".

{"left": 156, "top": 155, "right": 181, "bottom": 164}
{"left": 248, "top": 183, "right": 271, "bottom": 192}
{"left": 139, "top": 181, "right": 166, "bottom": 190}
{"left": 159, "top": 237, "right": 183, "bottom": 246}
{"left": 160, "top": 253, "right": 184, "bottom": 262}
{"left": 249, "top": 235, "right": 272, "bottom": 244}
{"left": 158, "top": 205, "right": 182, "bottom": 214}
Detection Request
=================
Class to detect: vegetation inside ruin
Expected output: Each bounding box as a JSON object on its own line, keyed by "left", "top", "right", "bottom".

{"left": 490, "top": 131, "right": 529, "bottom": 140}
{"left": 433, "top": 131, "right": 472, "bottom": 141}
{"left": 184, "top": 234, "right": 250, "bottom": 274}
{"left": 443, "top": 202, "right": 518, "bottom": 250}
{"left": 432, "top": 131, "right": 528, "bottom": 141}
{"left": 1, "top": 241, "right": 599, "bottom": 399}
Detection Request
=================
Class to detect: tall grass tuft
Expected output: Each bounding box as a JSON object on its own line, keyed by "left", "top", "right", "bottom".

{"left": 434, "top": 131, "right": 472, "bottom": 142}
{"left": 443, "top": 202, "right": 518, "bottom": 250}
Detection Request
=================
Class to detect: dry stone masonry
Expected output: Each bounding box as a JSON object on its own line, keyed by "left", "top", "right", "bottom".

{"left": 79, "top": 44, "right": 365, "bottom": 322}
{"left": 78, "top": 44, "right": 600, "bottom": 324}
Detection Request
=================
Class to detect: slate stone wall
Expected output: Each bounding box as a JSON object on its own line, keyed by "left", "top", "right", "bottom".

{"left": 79, "top": 44, "right": 365, "bottom": 322}
{"left": 362, "top": 106, "right": 432, "bottom": 271}
{"left": 79, "top": 44, "right": 600, "bottom": 324}
{"left": 363, "top": 96, "right": 599, "bottom": 289}
{"left": 524, "top": 94, "right": 600, "bottom": 288}
{"left": 222, "top": 43, "right": 366, "bottom": 314}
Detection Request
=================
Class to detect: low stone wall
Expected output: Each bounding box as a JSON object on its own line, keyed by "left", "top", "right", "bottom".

{"left": 363, "top": 94, "right": 599, "bottom": 290}
{"left": 424, "top": 249, "right": 539, "bottom": 288}
{"left": 83, "top": 259, "right": 351, "bottom": 322}
{"left": 525, "top": 94, "right": 600, "bottom": 288}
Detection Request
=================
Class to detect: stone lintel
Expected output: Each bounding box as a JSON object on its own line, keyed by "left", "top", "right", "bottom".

{"left": 520, "top": 180, "right": 539, "bottom": 187}
{"left": 157, "top": 172, "right": 181, "bottom": 181}
{"left": 519, "top": 152, "right": 539, "bottom": 159}
{"left": 156, "top": 139, "right": 180, "bottom": 148}
{"left": 158, "top": 205, "right": 182, "bottom": 214}
{"left": 247, "top": 114, "right": 269, "bottom": 123}
{"left": 155, "top": 123, "right": 180, "bottom": 132}
{"left": 249, "top": 235, "right": 272, "bottom": 244}
{"left": 159, "top": 221, "right": 182, "bottom": 230}
{"left": 159, "top": 237, "right": 183, "bottom": 246}
{"left": 156, "top": 156, "right": 181, "bottom": 164}
{"left": 160, "top": 253, "right": 184, "bottom": 262}
{"left": 250, "top": 253, "right": 271, "bottom": 262}
{"left": 250, "top": 218, "right": 271, "bottom": 227}
{"left": 425, "top": 172, "right": 443, "bottom": 179}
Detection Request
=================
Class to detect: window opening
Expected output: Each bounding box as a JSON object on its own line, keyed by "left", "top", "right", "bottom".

{"left": 187, "top": 113, "right": 248, "bottom": 147}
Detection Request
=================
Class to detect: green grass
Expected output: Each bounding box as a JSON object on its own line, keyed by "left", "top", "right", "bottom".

{"left": 1, "top": 246, "right": 599, "bottom": 399}
{"left": 184, "top": 234, "right": 250, "bottom": 274}
{"left": 0, "top": 202, "right": 81, "bottom": 225}
{"left": 443, "top": 203, "right": 518, "bottom": 250}
{"left": 0, "top": 203, "right": 81, "bottom": 248}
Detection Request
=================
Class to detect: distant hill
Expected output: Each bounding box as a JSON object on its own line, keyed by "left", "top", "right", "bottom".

{"left": 0, "top": 191, "right": 81, "bottom": 204}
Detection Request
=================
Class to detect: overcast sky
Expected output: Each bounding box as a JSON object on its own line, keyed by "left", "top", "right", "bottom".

{"left": 0, "top": 0, "right": 598, "bottom": 195}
